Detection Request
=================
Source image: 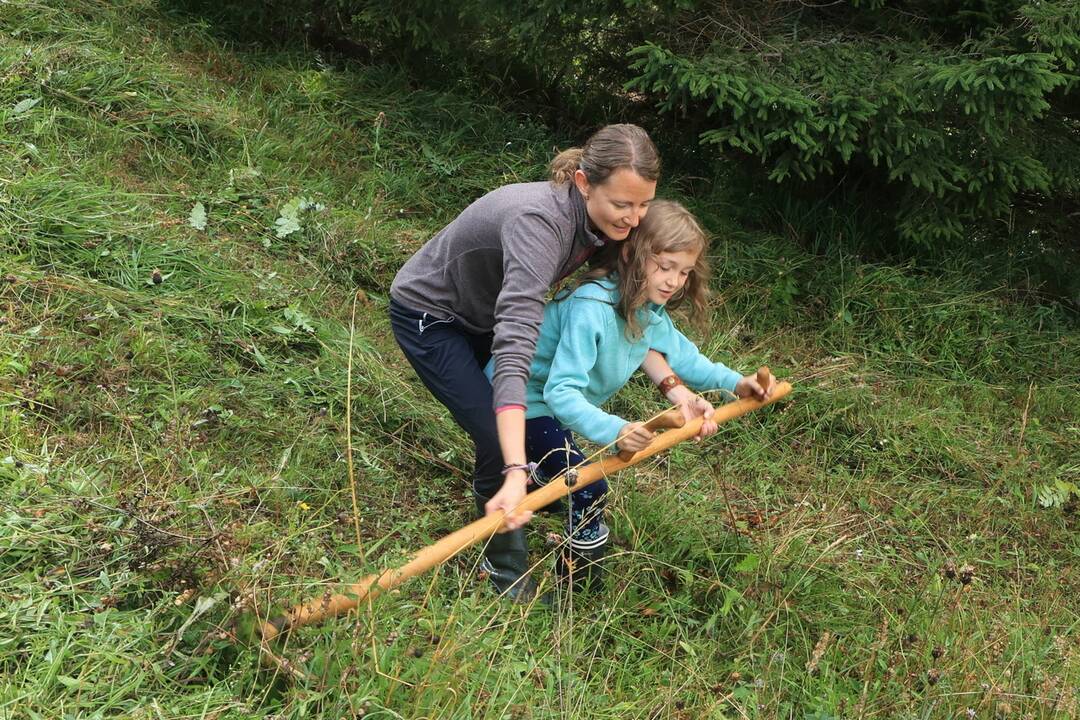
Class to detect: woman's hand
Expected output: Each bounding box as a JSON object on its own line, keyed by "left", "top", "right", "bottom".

{"left": 666, "top": 384, "right": 718, "bottom": 438}
{"left": 485, "top": 470, "right": 533, "bottom": 531}
{"left": 616, "top": 421, "right": 655, "bottom": 453}
{"left": 735, "top": 370, "right": 776, "bottom": 401}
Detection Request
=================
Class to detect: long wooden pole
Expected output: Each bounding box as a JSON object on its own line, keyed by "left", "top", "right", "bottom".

{"left": 260, "top": 374, "right": 792, "bottom": 643}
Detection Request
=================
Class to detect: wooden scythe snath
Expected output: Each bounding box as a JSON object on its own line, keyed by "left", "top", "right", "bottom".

{"left": 260, "top": 368, "right": 791, "bottom": 645}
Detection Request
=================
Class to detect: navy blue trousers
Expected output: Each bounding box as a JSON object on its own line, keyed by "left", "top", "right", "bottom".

{"left": 390, "top": 298, "right": 608, "bottom": 545}
{"left": 526, "top": 416, "right": 609, "bottom": 549}
{"left": 389, "top": 299, "right": 504, "bottom": 498}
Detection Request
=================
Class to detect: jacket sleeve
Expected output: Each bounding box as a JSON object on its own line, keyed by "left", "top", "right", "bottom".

{"left": 649, "top": 317, "right": 742, "bottom": 396}
{"left": 542, "top": 297, "right": 627, "bottom": 447}
{"left": 490, "top": 212, "right": 564, "bottom": 409}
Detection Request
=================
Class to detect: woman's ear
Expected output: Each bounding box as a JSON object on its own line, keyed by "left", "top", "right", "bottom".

{"left": 573, "top": 169, "right": 591, "bottom": 201}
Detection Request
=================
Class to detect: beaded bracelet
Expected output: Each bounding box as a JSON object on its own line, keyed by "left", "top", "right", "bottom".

{"left": 501, "top": 462, "right": 537, "bottom": 476}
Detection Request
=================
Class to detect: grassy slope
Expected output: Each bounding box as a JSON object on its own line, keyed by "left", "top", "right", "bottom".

{"left": 1, "top": 2, "right": 1077, "bottom": 718}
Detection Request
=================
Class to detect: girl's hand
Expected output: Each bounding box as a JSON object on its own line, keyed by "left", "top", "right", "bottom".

{"left": 485, "top": 471, "right": 534, "bottom": 531}
{"left": 735, "top": 371, "right": 776, "bottom": 401}
{"left": 666, "top": 384, "right": 718, "bottom": 439}
{"left": 617, "top": 421, "right": 655, "bottom": 452}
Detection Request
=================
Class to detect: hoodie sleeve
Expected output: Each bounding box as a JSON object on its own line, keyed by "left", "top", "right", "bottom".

{"left": 649, "top": 315, "right": 742, "bottom": 396}
{"left": 541, "top": 296, "right": 628, "bottom": 447}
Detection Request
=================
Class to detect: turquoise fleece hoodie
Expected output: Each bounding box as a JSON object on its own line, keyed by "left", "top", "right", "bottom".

{"left": 522, "top": 278, "right": 742, "bottom": 447}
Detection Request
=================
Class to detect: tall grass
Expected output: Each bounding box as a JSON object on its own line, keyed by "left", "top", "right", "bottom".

{"left": 1, "top": 2, "right": 1077, "bottom": 718}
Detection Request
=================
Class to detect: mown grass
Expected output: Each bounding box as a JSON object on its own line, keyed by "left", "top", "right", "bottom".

{"left": 1, "top": 2, "right": 1078, "bottom": 719}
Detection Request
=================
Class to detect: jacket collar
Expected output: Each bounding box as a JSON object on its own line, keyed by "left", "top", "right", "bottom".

{"left": 568, "top": 183, "right": 606, "bottom": 248}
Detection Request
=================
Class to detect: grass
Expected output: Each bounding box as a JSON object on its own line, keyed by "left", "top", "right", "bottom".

{"left": 1, "top": 2, "right": 1078, "bottom": 718}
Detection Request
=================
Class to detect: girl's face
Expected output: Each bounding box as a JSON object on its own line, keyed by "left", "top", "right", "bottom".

{"left": 645, "top": 249, "right": 699, "bottom": 306}
{"left": 575, "top": 168, "right": 656, "bottom": 241}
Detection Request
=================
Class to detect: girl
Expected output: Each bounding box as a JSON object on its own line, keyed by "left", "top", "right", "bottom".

{"left": 522, "top": 200, "right": 776, "bottom": 593}
{"left": 389, "top": 126, "right": 716, "bottom": 603}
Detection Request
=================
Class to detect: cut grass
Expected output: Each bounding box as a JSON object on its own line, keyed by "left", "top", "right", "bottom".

{"left": 1, "top": 2, "right": 1078, "bottom": 719}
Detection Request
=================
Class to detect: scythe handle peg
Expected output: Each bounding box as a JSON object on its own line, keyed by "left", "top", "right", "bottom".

{"left": 617, "top": 408, "right": 687, "bottom": 462}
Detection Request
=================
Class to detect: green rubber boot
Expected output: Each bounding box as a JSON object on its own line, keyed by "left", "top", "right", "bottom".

{"left": 474, "top": 492, "right": 541, "bottom": 604}
{"left": 556, "top": 529, "right": 609, "bottom": 595}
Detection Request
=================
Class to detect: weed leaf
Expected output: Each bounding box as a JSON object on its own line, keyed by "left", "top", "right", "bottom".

{"left": 284, "top": 306, "right": 315, "bottom": 333}
{"left": 188, "top": 201, "right": 207, "bottom": 231}
{"left": 274, "top": 195, "right": 325, "bottom": 238}
{"left": 274, "top": 215, "right": 301, "bottom": 238}
{"left": 169, "top": 593, "right": 226, "bottom": 652}
{"left": 734, "top": 553, "right": 760, "bottom": 573}
{"left": 1037, "top": 479, "right": 1080, "bottom": 508}
{"left": 12, "top": 97, "right": 41, "bottom": 115}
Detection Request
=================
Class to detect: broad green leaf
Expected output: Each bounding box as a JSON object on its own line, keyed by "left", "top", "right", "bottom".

{"left": 188, "top": 201, "right": 207, "bottom": 231}
{"left": 274, "top": 216, "right": 301, "bottom": 238}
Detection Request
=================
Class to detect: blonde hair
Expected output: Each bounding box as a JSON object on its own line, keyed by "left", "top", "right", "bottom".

{"left": 581, "top": 200, "right": 711, "bottom": 340}
{"left": 549, "top": 124, "right": 660, "bottom": 186}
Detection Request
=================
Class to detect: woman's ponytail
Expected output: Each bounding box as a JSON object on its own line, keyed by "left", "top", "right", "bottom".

{"left": 549, "top": 148, "right": 584, "bottom": 184}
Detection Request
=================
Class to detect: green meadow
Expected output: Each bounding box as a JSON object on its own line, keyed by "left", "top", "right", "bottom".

{"left": 1, "top": 2, "right": 1076, "bottom": 718}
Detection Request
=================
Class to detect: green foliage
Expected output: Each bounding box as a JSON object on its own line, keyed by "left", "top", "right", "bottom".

{"left": 170, "top": 0, "right": 653, "bottom": 116}
{"left": 1022, "top": 0, "right": 1080, "bottom": 70}
{"left": 629, "top": 16, "right": 1078, "bottom": 248}
{"left": 184, "top": 0, "right": 1080, "bottom": 265}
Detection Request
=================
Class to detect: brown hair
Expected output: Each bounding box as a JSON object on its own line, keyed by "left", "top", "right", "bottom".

{"left": 580, "top": 200, "right": 710, "bottom": 340}
{"left": 549, "top": 124, "right": 660, "bottom": 186}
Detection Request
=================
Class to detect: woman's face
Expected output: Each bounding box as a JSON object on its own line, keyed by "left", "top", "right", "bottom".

{"left": 645, "top": 249, "right": 699, "bottom": 306}
{"left": 575, "top": 168, "right": 656, "bottom": 241}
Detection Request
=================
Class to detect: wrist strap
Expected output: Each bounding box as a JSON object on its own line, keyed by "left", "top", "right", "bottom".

{"left": 657, "top": 373, "right": 684, "bottom": 395}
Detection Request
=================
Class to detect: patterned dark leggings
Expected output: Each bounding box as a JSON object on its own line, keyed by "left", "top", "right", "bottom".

{"left": 524, "top": 416, "right": 609, "bottom": 550}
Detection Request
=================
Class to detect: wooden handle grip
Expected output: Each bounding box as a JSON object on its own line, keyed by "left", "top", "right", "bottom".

{"left": 616, "top": 408, "right": 686, "bottom": 462}
{"left": 260, "top": 381, "right": 791, "bottom": 644}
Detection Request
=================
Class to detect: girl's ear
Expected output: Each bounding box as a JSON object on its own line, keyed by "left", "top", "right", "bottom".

{"left": 573, "top": 169, "right": 591, "bottom": 200}
{"left": 620, "top": 243, "right": 630, "bottom": 263}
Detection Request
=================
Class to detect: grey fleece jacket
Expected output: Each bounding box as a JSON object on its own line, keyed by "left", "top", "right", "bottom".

{"left": 390, "top": 181, "right": 604, "bottom": 410}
